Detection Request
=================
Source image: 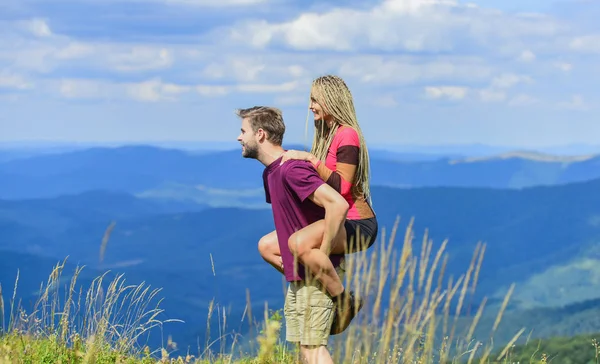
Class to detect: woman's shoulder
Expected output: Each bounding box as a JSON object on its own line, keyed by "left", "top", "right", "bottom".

{"left": 333, "top": 125, "right": 360, "bottom": 145}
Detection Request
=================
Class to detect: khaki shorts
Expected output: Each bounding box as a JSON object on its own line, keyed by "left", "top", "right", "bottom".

{"left": 284, "top": 262, "right": 345, "bottom": 347}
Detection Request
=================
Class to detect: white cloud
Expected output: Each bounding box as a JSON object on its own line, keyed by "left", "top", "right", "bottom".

{"left": 202, "top": 59, "right": 266, "bottom": 82}
{"left": 1, "top": 0, "right": 600, "bottom": 147}
{"left": 569, "top": 35, "right": 600, "bottom": 54}
{"left": 165, "top": 0, "right": 267, "bottom": 5}
{"left": 19, "top": 18, "right": 52, "bottom": 37}
{"left": 0, "top": 19, "right": 176, "bottom": 74}
{"left": 518, "top": 50, "right": 536, "bottom": 62}
{"left": 371, "top": 95, "right": 399, "bottom": 108}
{"left": 338, "top": 56, "right": 492, "bottom": 85}
{"left": 554, "top": 62, "right": 573, "bottom": 72}
{"left": 127, "top": 79, "right": 190, "bottom": 102}
{"left": 474, "top": 72, "right": 533, "bottom": 103}
{"left": 490, "top": 73, "right": 533, "bottom": 89}
{"left": 274, "top": 95, "right": 308, "bottom": 106}
{"left": 54, "top": 42, "right": 95, "bottom": 60}
{"left": 424, "top": 86, "right": 468, "bottom": 100}
{"left": 508, "top": 94, "right": 539, "bottom": 107}
{"left": 0, "top": 72, "right": 33, "bottom": 90}
{"left": 226, "top": 0, "right": 564, "bottom": 53}
{"left": 196, "top": 85, "right": 229, "bottom": 97}
{"left": 479, "top": 89, "right": 506, "bottom": 102}
{"left": 59, "top": 79, "right": 113, "bottom": 99}
{"left": 236, "top": 80, "right": 300, "bottom": 93}
{"left": 57, "top": 78, "right": 189, "bottom": 102}
{"left": 20, "top": 0, "right": 267, "bottom": 6}
{"left": 558, "top": 94, "right": 589, "bottom": 111}
{"left": 52, "top": 77, "right": 305, "bottom": 101}
{"left": 0, "top": 26, "right": 174, "bottom": 73}
{"left": 107, "top": 47, "right": 173, "bottom": 72}
{"left": 197, "top": 80, "right": 307, "bottom": 96}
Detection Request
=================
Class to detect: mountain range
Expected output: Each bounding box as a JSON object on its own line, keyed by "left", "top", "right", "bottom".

{"left": 3, "top": 145, "right": 600, "bottom": 353}
{"left": 2, "top": 145, "right": 600, "bottom": 201}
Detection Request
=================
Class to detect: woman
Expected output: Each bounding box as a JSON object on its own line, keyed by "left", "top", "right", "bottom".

{"left": 258, "top": 75, "right": 378, "bottom": 305}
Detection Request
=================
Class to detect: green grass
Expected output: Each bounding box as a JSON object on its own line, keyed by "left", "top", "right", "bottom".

{"left": 2, "top": 217, "right": 600, "bottom": 363}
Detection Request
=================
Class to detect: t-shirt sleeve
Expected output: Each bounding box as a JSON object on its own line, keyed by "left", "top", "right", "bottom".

{"left": 284, "top": 161, "right": 325, "bottom": 202}
{"left": 314, "top": 127, "right": 359, "bottom": 196}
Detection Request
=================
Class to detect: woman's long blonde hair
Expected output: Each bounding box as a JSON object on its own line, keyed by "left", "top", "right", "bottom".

{"left": 306, "top": 75, "right": 372, "bottom": 201}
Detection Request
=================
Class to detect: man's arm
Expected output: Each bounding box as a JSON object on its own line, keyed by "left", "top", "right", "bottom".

{"left": 307, "top": 183, "right": 349, "bottom": 254}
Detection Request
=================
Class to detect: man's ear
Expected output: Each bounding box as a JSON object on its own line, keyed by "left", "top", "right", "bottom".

{"left": 256, "top": 128, "right": 267, "bottom": 142}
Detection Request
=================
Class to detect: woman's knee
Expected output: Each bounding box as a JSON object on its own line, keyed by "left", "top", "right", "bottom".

{"left": 288, "top": 233, "right": 310, "bottom": 259}
{"left": 258, "top": 232, "right": 278, "bottom": 255}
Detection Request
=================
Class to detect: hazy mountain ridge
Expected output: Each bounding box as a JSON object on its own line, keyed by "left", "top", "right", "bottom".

{"left": 3, "top": 178, "right": 600, "bottom": 309}
{"left": 3, "top": 145, "right": 600, "bottom": 200}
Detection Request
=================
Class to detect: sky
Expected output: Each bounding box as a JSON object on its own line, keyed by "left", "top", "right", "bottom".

{"left": 1, "top": 0, "right": 599, "bottom": 149}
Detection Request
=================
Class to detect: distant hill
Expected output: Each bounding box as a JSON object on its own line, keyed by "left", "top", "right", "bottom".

{"left": 3, "top": 179, "right": 600, "bottom": 308}
{"left": 371, "top": 152, "right": 600, "bottom": 189}
{"left": 2, "top": 176, "right": 600, "bottom": 345}
{"left": 1, "top": 145, "right": 600, "bottom": 200}
{"left": 462, "top": 297, "right": 600, "bottom": 356}
{"left": 456, "top": 150, "right": 596, "bottom": 163}
{"left": 0, "top": 146, "right": 267, "bottom": 200}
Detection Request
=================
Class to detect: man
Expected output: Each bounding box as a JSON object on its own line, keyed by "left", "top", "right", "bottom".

{"left": 236, "top": 106, "right": 362, "bottom": 364}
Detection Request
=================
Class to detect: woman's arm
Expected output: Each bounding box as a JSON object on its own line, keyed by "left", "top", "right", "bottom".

{"left": 313, "top": 128, "right": 359, "bottom": 196}
{"left": 279, "top": 127, "right": 360, "bottom": 196}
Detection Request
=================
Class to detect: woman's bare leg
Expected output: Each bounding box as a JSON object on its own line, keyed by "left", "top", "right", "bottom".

{"left": 259, "top": 222, "right": 350, "bottom": 297}
{"left": 288, "top": 220, "right": 347, "bottom": 297}
{"left": 258, "top": 230, "right": 284, "bottom": 274}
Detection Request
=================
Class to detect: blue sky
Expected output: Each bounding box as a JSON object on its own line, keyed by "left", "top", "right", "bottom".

{"left": 1, "top": 0, "right": 599, "bottom": 149}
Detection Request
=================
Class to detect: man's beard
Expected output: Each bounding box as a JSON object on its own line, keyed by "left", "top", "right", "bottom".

{"left": 242, "top": 143, "right": 259, "bottom": 159}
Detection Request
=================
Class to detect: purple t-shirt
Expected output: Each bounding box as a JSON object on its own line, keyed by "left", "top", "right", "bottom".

{"left": 263, "top": 157, "right": 344, "bottom": 282}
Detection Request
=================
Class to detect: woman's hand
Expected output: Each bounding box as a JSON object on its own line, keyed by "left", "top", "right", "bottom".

{"left": 280, "top": 150, "right": 317, "bottom": 165}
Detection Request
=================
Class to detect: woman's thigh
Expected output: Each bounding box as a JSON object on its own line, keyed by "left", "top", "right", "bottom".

{"left": 289, "top": 220, "right": 347, "bottom": 255}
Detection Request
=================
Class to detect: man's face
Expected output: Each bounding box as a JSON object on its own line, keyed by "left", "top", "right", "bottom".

{"left": 237, "top": 117, "right": 260, "bottom": 159}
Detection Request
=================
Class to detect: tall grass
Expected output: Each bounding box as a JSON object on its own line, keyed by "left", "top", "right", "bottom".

{"left": 235, "top": 217, "right": 525, "bottom": 363}
{"left": 322, "top": 217, "right": 522, "bottom": 363}
{"left": 0, "top": 257, "right": 182, "bottom": 363}
{"left": 0, "top": 217, "right": 542, "bottom": 363}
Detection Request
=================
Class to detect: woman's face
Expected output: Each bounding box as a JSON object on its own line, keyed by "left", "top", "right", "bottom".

{"left": 309, "top": 87, "right": 332, "bottom": 125}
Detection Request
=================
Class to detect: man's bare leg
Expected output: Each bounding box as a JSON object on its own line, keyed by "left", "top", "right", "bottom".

{"left": 300, "top": 345, "right": 334, "bottom": 364}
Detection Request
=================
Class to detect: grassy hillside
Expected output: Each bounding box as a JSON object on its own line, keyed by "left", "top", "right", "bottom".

{"left": 489, "top": 331, "right": 600, "bottom": 363}
{"left": 0, "top": 220, "right": 528, "bottom": 363}
{"left": 3, "top": 221, "right": 600, "bottom": 363}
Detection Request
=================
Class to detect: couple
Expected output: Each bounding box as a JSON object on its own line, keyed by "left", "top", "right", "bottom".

{"left": 237, "top": 75, "right": 378, "bottom": 364}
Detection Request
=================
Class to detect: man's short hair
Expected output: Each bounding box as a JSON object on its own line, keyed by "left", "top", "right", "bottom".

{"left": 236, "top": 106, "right": 285, "bottom": 146}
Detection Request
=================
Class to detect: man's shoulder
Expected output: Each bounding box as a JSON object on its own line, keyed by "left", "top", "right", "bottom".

{"left": 280, "top": 159, "right": 325, "bottom": 202}
{"left": 281, "top": 159, "right": 312, "bottom": 169}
